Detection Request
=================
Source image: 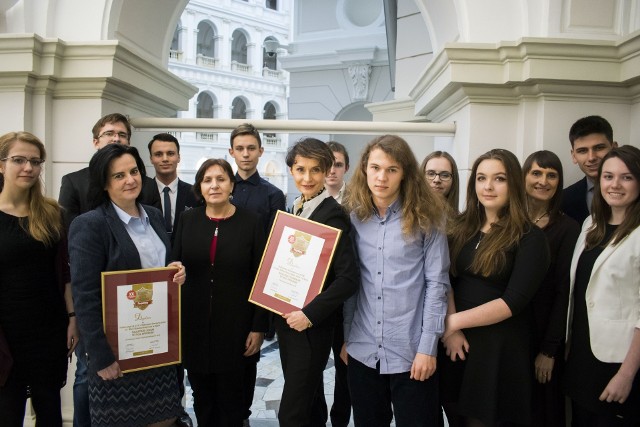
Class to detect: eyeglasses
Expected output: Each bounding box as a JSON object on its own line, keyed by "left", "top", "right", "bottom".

{"left": 0, "top": 156, "right": 45, "bottom": 167}
{"left": 97, "top": 130, "right": 130, "bottom": 140}
{"left": 425, "top": 170, "right": 452, "bottom": 181}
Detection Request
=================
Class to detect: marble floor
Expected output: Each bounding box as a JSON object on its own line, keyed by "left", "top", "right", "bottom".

{"left": 183, "top": 335, "right": 359, "bottom": 426}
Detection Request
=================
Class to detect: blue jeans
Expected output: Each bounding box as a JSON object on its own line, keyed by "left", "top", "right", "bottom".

{"left": 348, "top": 356, "right": 439, "bottom": 427}
{"left": 72, "top": 342, "right": 90, "bottom": 427}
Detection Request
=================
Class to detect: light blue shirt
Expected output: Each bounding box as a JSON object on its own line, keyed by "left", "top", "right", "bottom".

{"left": 112, "top": 202, "right": 166, "bottom": 268}
{"left": 344, "top": 199, "right": 450, "bottom": 374}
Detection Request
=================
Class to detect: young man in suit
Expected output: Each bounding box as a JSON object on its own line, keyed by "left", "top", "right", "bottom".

{"left": 562, "top": 115, "right": 617, "bottom": 225}
{"left": 148, "top": 133, "right": 198, "bottom": 244}
{"left": 58, "top": 113, "right": 162, "bottom": 427}
{"left": 325, "top": 141, "right": 352, "bottom": 427}
{"left": 228, "top": 123, "right": 286, "bottom": 427}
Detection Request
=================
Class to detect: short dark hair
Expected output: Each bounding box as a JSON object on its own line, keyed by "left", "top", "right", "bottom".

{"left": 87, "top": 144, "right": 147, "bottom": 209}
{"left": 148, "top": 133, "right": 180, "bottom": 154}
{"left": 193, "top": 158, "right": 236, "bottom": 202}
{"left": 230, "top": 123, "right": 262, "bottom": 148}
{"left": 91, "top": 113, "right": 131, "bottom": 139}
{"left": 326, "top": 141, "right": 350, "bottom": 168}
{"left": 568, "top": 115, "right": 613, "bottom": 147}
{"left": 285, "top": 138, "right": 334, "bottom": 173}
{"left": 522, "top": 150, "right": 565, "bottom": 222}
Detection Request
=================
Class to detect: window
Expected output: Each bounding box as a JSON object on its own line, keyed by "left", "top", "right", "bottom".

{"left": 197, "top": 22, "right": 216, "bottom": 58}
{"left": 196, "top": 92, "right": 215, "bottom": 118}
{"left": 266, "top": 0, "right": 277, "bottom": 10}
{"left": 231, "top": 30, "right": 248, "bottom": 64}
{"left": 232, "top": 97, "right": 247, "bottom": 119}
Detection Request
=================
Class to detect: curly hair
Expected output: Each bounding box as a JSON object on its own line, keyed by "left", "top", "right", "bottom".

{"left": 344, "top": 135, "right": 445, "bottom": 237}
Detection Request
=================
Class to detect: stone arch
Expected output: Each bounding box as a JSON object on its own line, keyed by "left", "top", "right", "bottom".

{"left": 196, "top": 20, "right": 217, "bottom": 58}
{"left": 231, "top": 96, "right": 249, "bottom": 119}
{"left": 231, "top": 28, "right": 250, "bottom": 64}
{"left": 196, "top": 91, "right": 217, "bottom": 118}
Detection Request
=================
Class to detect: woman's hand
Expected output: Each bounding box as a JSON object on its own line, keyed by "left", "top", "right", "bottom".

{"left": 535, "top": 353, "right": 555, "bottom": 384}
{"left": 340, "top": 343, "right": 349, "bottom": 365}
{"left": 97, "top": 361, "right": 122, "bottom": 381}
{"left": 599, "top": 371, "right": 634, "bottom": 403}
{"left": 283, "top": 311, "right": 312, "bottom": 332}
{"left": 67, "top": 316, "right": 79, "bottom": 357}
{"left": 244, "top": 332, "right": 264, "bottom": 357}
{"left": 442, "top": 312, "right": 459, "bottom": 341}
{"left": 167, "top": 262, "right": 186, "bottom": 285}
{"left": 442, "top": 330, "right": 469, "bottom": 362}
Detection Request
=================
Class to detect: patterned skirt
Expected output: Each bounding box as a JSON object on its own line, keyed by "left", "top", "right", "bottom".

{"left": 88, "top": 365, "right": 182, "bottom": 427}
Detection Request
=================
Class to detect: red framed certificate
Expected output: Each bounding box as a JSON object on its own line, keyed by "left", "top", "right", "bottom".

{"left": 102, "top": 267, "right": 180, "bottom": 373}
{"left": 249, "top": 211, "right": 342, "bottom": 315}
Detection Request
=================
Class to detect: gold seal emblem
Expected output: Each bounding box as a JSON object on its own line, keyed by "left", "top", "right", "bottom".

{"left": 132, "top": 283, "right": 153, "bottom": 311}
{"left": 289, "top": 230, "right": 312, "bottom": 257}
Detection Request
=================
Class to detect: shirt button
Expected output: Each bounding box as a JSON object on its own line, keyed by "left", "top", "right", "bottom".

{"left": 377, "top": 296, "right": 381, "bottom": 300}
{"left": 378, "top": 345, "right": 382, "bottom": 348}
{"left": 377, "top": 272, "right": 381, "bottom": 275}
{"left": 377, "top": 321, "right": 381, "bottom": 324}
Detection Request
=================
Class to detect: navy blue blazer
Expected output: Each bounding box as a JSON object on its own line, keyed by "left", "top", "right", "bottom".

{"left": 68, "top": 202, "right": 170, "bottom": 375}
{"left": 561, "top": 177, "right": 590, "bottom": 226}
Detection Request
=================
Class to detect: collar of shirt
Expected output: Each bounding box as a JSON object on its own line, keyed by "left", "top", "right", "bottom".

{"left": 155, "top": 176, "right": 179, "bottom": 194}
{"left": 333, "top": 182, "right": 347, "bottom": 204}
{"left": 112, "top": 201, "right": 149, "bottom": 228}
{"left": 373, "top": 197, "right": 401, "bottom": 220}
{"left": 294, "top": 188, "right": 331, "bottom": 219}
{"left": 235, "top": 171, "right": 261, "bottom": 186}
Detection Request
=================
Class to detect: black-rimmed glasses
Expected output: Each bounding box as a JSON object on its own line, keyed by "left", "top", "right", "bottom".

{"left": 425, "top": 170, "right": 452, "bottom": 181}
{"left": 0, "top": 156, "right": 45, "bottom": 167}
{"left": 97, "top": 130, "right": 130, "bottom": 140}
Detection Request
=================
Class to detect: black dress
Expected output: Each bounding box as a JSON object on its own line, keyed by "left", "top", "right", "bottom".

{"left": 564, "top": 224, "right": 640, "bottom": 422}
{"left": 531, "top": 214, "right": 580, "bottom": 427}
{"left": 441, "top": 226, "right": 549, "bottom": 426}
{"left": 0, "top": 211, "right": 68, "bottom": 386}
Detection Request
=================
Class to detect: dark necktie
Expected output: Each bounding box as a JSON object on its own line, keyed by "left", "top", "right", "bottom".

{"left": 162, "top": 186, "right": 172, "bottom": 232}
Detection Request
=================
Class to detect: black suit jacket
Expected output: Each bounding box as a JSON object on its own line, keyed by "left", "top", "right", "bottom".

{"left": 153, "top": 178, "right": 199, "bottom": 235}
{"left": 299, "top": 197, "right": 360, "bottom": 328}
{"left": 561, "top": 177, "right": 590, "bottom": 226}
{"left": 59, "top": 167, "right": 161, "bottom": 230}
{"left": 68, "top": 202, "right": 170, "bottom": 375}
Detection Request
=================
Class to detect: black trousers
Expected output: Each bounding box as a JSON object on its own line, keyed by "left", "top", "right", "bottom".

{"left": 330, "top": 312, "right": 351, "bottom": 427}
{"left": 188, "top": 370, "right": 244, "bottom": 427}
{"left": 276, "top": 318, "right": 333, "bottom": 427}
{"left": 0, "top": 375, "right": 62, "bottom": 427}
{"left": 348, "top": 356, "right": 439, "bottom": 427}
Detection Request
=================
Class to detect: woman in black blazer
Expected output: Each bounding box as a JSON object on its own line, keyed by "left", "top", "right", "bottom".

{"left": 171, "top": 158, "right": 267, "bottom": 427}
{"left": 68, "top": 144, "right": 185, "bottom": 427}
{"left": 277, "top": 138, "right": 360, "bottom": 427}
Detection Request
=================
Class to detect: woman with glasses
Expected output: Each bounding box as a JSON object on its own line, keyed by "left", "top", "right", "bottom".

{"left": 421, "top": 151, "right": 460, "bottom": 213}
{"left": 68, "top": 144, "right": 186, "bottom": 427}
{"left": 0, "top": 131, "right": 78, "bottom": 425}
{"left": 441, "top": 149, "right": 549, "bottom": 426}
{"left": 522, "top": 151, "right": 579, "bottom": 427}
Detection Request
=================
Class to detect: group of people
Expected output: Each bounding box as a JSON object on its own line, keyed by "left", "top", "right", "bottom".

{"left": 0, "top": 113, "right": 638, "bottom": 427}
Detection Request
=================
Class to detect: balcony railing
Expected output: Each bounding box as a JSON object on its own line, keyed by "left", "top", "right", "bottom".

{"left": 196, "top": 132, "right": 218, "bottom": 142}
{"left": 169, "top": 50, "right": 183, "bottom": 61}
{"left": 231, "top": 60, "right": 252, "bottom": 74}
{"left": 263, "top": 135, "right": 282, "bottom": 148}
{"left": 262, "top": 67, "right": 282, "bottom": 79}
{"left": 196, "top": 54, "right": 219, "bottom": 69}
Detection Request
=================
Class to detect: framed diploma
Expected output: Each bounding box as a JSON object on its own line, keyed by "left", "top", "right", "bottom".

{"left": 249, "top": 211, "right": 342, "bottom": 315}
{"left": 101, "top": 267, "right": 180, "bottom": 373}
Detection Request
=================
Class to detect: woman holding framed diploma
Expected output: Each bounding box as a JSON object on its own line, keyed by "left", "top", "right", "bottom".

{"left": 171, "top": 158, "right": 268, "bottom": 426}
{"left": 68, "top": 144, "right": 185, "bottom": 427}
{"left": 276, "top": 138, "right": 359, "bottom": 427}
{"left": 0, "top": 131, "right": 77, "bottom": 425}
